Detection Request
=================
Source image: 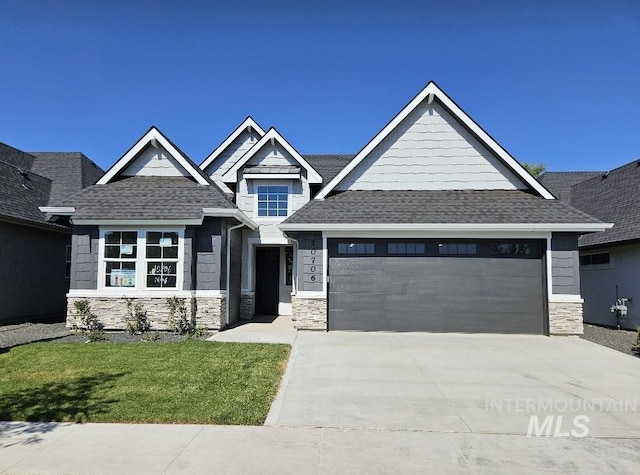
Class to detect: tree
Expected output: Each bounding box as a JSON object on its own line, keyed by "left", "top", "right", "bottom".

{"left": 522, "top": 162, "right": 546, "bottom": 178}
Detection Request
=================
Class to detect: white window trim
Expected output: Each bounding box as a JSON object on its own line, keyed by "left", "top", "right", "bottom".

{"left": 98, "top": 226, "right": 185, "bottom": 293}
{"left": 253, "top": 181, "right": 292, "bottom": 221}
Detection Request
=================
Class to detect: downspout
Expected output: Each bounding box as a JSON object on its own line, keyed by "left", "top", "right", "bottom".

{"left": 225, "top": 222, "right": 245, "bottom": 327}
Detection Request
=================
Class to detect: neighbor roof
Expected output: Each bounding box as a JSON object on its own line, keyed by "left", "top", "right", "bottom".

{"left": 568, "top": 160, "right": 640, "bottom": 248}
{"left": 30, "top": 152, "right": 104, "bottom": 205}
{"left": 281, "top": 190, "right": 605, "bottom": 231}
{"left": 538, "top": 171, "right": 603, "bottom": 203}
{"left": 0, "top": 143, "right": 103, "bottom": 229}
{"left": 57, "top": 176, "right": 236, "bottom": 221}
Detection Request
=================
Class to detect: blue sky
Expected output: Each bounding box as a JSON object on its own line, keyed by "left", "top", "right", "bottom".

{"left": 0, "top": 1, "right": 638, "bottom": 173}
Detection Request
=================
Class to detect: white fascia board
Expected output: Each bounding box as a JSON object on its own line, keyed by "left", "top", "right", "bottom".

{"left": 243, "top": 173, "right": 301, "bottom": 180}
{"left": 280, "top": 222, "right": 613, "bottom": 233}
{"left": 73, "top": 219, "right": 203, "bottom": 226}
{"left": 202, "top": 208, "right": 258, "bottom": 230}
{"left": 98, "top": 127, "right": 209, "bottom": 186}
{"left": 200, "top": 117, "right": 266, "bottom": 170}
{"left": 39, "top": 206, "right": 75, "bottom": 215}
{"left": 221, "top": 128, "right": 323, "bottom": 184}
{"left": 315, "top": 82, "right": 555, "bottom": 200}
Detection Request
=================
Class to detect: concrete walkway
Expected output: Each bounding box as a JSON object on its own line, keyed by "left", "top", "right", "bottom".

{"left": 2, "top": 421, "right": 640, "bottom": 474}
{"left": 207, "top": 314, "right": 297, "bottom": 345}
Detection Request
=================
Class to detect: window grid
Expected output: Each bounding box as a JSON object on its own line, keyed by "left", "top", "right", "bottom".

{"left": 257, "top": 185, "right": 288, "bottom": 217}
{"left": 145, "top": 231, "right": 179, "bottom": 288}
{"left": 438, "top": 243, "right": 477, "bottom": 255}
{"left": 388, "top": 243, "right": 426, "bottom": 255}
{"left": 104, "top": 231, "right": 138, "bottom": 288}
{"left": 337, "top": 243, "right": 375, "bottom": 255}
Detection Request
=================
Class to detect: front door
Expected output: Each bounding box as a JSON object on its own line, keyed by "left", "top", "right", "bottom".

{"left": 255, "top": 247, "right": 280, "bottom": 315}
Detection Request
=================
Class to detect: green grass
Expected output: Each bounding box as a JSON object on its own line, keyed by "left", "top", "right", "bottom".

{"left": 0, "top": 340, "right": 290, "bottom": 425}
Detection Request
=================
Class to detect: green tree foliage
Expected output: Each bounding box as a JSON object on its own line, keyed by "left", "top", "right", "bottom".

{"left": 522, "top": 162, "right": 546, "bottom": 178}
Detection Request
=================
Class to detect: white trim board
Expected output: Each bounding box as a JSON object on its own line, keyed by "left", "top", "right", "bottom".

{"left": 98, "top": 126, "right": 209, "bottom": 186}
{"left": 200, "top": 117, "right": 266, "bottom": 170}
{"left": 315, "top": 81, "right": 555, "bottom": 200}
{"left": 221, "top": 128, "right": 322, "bottom": 184}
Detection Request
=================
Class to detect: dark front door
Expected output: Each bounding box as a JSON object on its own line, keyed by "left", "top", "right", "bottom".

{"left": 255, "top": 247, "right": 280, "bottom": 315}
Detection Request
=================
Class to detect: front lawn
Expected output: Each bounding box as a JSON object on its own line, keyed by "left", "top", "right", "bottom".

{"left": 0, "top": 340, "right": 290, "bottom": 425}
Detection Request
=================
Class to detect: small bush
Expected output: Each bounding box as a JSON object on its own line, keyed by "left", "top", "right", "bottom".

{"left": 123, "top": 298, "right": 151, "bottom": 335}
{"left": 166, "top": 297, "right": 194, "bottom": 334}
{"left": 635, "top": 327, "right": 640, "bottom": 347}
{"left": 73, "top": 299, "right": 103, "bottom": 332}
{"left": 87, "top": 330, "right": 108, "bottom": 342}
{"left": 141, "top": 331, "right": 160, "bottom": 342}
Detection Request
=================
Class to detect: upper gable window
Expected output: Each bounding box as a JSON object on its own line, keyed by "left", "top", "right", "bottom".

{"left": 257, "top": 185, "right": 288, "bottom": 217}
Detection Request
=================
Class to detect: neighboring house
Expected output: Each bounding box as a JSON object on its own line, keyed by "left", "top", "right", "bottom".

{"left": 0, "top": 143, "right": 103, "bottom": 324}
{"left": 540, "top": 163, "right": 640, "bottom": 329}
{"left": 45, "top": 82, "right": 609, "bottom": 335}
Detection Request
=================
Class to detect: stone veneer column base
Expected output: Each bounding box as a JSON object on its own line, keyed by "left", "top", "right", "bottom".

{"left": 549, "top": 300, "right": 583, "bottom": 335}
{"left": 240, "top": 293, "right": 255, "bottom": 320}
{"left": 194, "top": 296, "right": 226, "bottom": 330}
{"left": 67, "top": 295, "right": 226, "bottom": 331}
{"left": 292, "top": 296, "right": 327, "bottom": 330}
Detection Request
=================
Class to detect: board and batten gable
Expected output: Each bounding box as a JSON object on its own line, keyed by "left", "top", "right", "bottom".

{"left": 335, "top": 100, "right": 528, "bottom": 191}
{"left": 203, "top": 128, "right": 262, "bottom": 179}
{"left": 120, "top": 145, "right": 190, "bottom": 178}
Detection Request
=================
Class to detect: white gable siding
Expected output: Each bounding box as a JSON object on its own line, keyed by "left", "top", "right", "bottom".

{"left": 336, "top": 101, "right": 527, "bottom": 191}
{"left": 203, "top": 129, "right": 262, "bottom": 179}
{"left": 121, "top": 146, "right": 189, "bottom": 177}
{"left": 246, "top": 143, "right": 297, "bottom": 167}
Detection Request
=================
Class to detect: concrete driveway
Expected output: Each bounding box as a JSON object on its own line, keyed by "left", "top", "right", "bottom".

{"left": 266, "top": 332, "right": 640, "bottom": 437}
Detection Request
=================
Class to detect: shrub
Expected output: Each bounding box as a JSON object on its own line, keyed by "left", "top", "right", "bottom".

{"left": 73, "top": 299, "right": 103, "bottom": 332}
{"left": 123, "top": 298, "right": 150, "bottom": 335}
{"left": 166, "top": 297, "right": 193, "bottom": 334}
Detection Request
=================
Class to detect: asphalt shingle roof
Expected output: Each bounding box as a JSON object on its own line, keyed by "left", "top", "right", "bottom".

{"left": 30, "top": 152, "right": 104, "bottom": 205}
{"left": 283, "top": 190, "right": 602, "bottom": 225}
{"left": 0, "top": 160, "right": 56, "bottom": 226}
{"left": 303, "top": 154, "right": 354, "bottom": 184}
{"left": 58, "top": 176, "right": 236, "bottom": 220}
{"left": 568, "top": 161, "right": 640, "bottom": 248}
{"left": 538, "top": 171, "right": 603, "bottom": 203}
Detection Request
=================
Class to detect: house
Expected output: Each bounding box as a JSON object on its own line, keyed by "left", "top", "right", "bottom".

{"left": 540, "top": 163, "right": 640, "bottom": 330}
{"left": 0, "top": 143, "right": 103, "bottom": 324}
{"left": 44, "top": 82, "right": 610, "bottom": 335}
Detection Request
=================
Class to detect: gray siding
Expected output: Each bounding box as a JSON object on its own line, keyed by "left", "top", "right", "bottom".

{"left": 183, "top": 228, "right": 194, "bottom": 290}
{"left": 336, "top": 100, "right": 527, "bottom": 191}
{"left": 71, "top": 225, "right": 99, "bottom": 290}
{"left": 581, "top": 242, "right": 640, "bottom": 330}
{"left": 296, "top": 232, "right": 323, "bottom": 292}
{"left": 0, "top": 221, "right": 70, "bottom": 323}
{"left": 551, "top": 233, "right": 580, "bottom": 295}
{"left": 228, "top": 225, "right": 243, "bottom": 324}
{"left": 194, "top": 219, "right": 222, "bottom": 291}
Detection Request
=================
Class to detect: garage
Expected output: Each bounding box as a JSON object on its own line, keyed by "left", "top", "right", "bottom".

{"left": 328, "top": 239, "right": 546, "bottom": 334}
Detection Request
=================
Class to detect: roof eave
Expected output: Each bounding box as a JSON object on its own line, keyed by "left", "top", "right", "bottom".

{"left": 279, "top": 222, "right": 613, "bottom": 232}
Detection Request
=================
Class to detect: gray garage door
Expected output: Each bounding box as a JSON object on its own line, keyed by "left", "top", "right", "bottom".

{"left": 328, "top": 239, "right": 546, "bottom": 334}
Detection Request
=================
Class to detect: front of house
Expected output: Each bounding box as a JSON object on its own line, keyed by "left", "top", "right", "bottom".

{"left": 45, "top": 82, "right": 610, "bottom": 335}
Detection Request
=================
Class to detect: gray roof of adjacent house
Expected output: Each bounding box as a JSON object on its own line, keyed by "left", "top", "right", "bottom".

{"left": 282, "top": 190, "right": 601, "bottom": 225}
{"left": 303, "top": 155, "right": 354, "bottom": 184}
{"left": 567, "top": 160, "right": 640, "bottom": 248}
{"left": 538, "top": 171, "right": 603, "bottom": 203}
{"left": 58, "top": 176, "right": 236, "bottom": 220}
{"left": 0, "top": 143, "right": 103, "bottom": 229}
{"left": 30, "top": 152, "right": 105, "bottom": 205}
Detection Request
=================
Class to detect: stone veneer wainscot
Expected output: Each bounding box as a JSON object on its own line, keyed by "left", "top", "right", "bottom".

{"left": 292, "top": 296, "right": 326, "bottom": 330}
{"left": 67, "top": 296, "right": 226, "bottom": 331}
{"left": 548, "top": 300, "right": 583, "bottom": 335}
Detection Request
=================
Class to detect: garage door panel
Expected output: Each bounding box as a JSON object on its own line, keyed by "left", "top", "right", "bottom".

{"left": 328, "top": 249, "right": 545, "bottom": 334}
